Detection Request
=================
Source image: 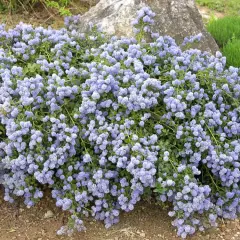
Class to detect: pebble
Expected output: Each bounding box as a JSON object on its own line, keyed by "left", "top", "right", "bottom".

{"left": 41, "top": 230, "right": 46, "bottom": 236}
{"left": 140, "top": 232, "right": 146, "bottom": 237}
{"left": 44, "top": 210, "right": 54, "bottom": 219}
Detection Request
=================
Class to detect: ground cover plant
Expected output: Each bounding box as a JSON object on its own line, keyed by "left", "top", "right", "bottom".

{"left": 0, "top": 7, "right": 240, "bottom": 239}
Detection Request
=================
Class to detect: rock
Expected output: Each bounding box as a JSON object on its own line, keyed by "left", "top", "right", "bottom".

{"left": 44, "top": 210, "right": 54, "bottom": 219}
{"left": 77, "top": 0, "right": 219, "bottom": 54}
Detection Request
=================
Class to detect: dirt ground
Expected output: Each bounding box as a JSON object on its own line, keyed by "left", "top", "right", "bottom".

{"left": 0, "top": 3, "right": 238, "bottom": 240}
{"left": 0, "top": 1, "right": 89, "bottom": 29}
{"left": 197, "top": 5, "right": 225, "bottom": 22}
{"left": 1, "top": 189, "right": 240, "bottom": 240}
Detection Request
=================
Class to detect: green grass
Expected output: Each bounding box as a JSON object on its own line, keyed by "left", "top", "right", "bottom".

{"left": 196, "top": 0, "right": 240, "bottom": 15}
{"left": 222, "top": 39, "right": 240, "bottom": 67}
{"left": 206, "top": 16, "right": 240, "bottom": 67}
{"left": 207, "top": 16, "right": 240, "bottom": 47}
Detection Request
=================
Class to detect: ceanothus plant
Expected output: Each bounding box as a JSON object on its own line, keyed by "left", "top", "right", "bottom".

{"left": 0, "top": 6, "right": 240, "bottom": 239}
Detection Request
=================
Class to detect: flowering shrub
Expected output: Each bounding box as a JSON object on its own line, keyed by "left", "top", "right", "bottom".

{"left": 0, "top": 7, "right": 240, "bottom": 239}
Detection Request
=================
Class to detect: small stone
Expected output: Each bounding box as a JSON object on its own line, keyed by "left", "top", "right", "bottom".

{"left": 41, "top": 230, "right": 46, "bottom": 236}
{"left": 140, "top": 232, "right": 146, "bottom": 238}
{"left": 44, "top": 210, "right": 54, "bottom": 219}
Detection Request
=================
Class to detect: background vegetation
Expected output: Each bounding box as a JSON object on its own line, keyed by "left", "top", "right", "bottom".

{"left": 207, "top": 16, "right": 240, "bottom": 47}
{"left": 222, "top": 38, "right": 240, "bottom": 67}
{"left": 0, "top": 0, "right": 72, "bottom": 15}
{"left": 207, "top": 16, "right": 240, "bottom": 67}
{"left": 196, "top": 0, "right": 240, "bottom": 16}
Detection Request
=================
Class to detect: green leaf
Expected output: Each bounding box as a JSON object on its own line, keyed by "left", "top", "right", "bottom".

{"left": 153, "top": 183, "right": 167, "bottom": 194}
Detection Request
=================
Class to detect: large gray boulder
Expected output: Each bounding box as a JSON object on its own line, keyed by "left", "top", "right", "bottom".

{"left": 77, "top": 0, "right": 219, "bottom": 54}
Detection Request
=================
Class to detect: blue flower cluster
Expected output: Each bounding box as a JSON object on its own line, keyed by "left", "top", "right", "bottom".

{"left": 0, "top": 7, "right": 240, "bottom": 238}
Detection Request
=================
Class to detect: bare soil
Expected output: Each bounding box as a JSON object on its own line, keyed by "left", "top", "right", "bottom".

{"left": 197, "top": 5, "right": 225, "bottom": 21}
{"left": 1, "top": 189, "right": 240, "bottom": 240}
{"left": 0, "top": 0, "right": 89, "bottom": 29}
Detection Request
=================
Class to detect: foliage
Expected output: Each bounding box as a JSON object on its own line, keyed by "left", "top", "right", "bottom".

{"left": 0, "top": 0, "right": 71, "bottom": 16}
{"left": 196, "top": 0, "right": 225, "bottom": 12}
{"left": 196, "top": 0, "right": 240, "bottom": 15}
{"left": 0, "top": 7, "right": 240, "bottom": 239}
{"left": 207, "top": 16, "right": 240, "bottom": 47}
{"left": 0, "top": 124, "right": 5, "bottom": 140}
{"left": 222, "top": 38, "right": 240, "bottom": 67}
{"left": 206, "top": 16, "right": 240, "bottom": 67}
